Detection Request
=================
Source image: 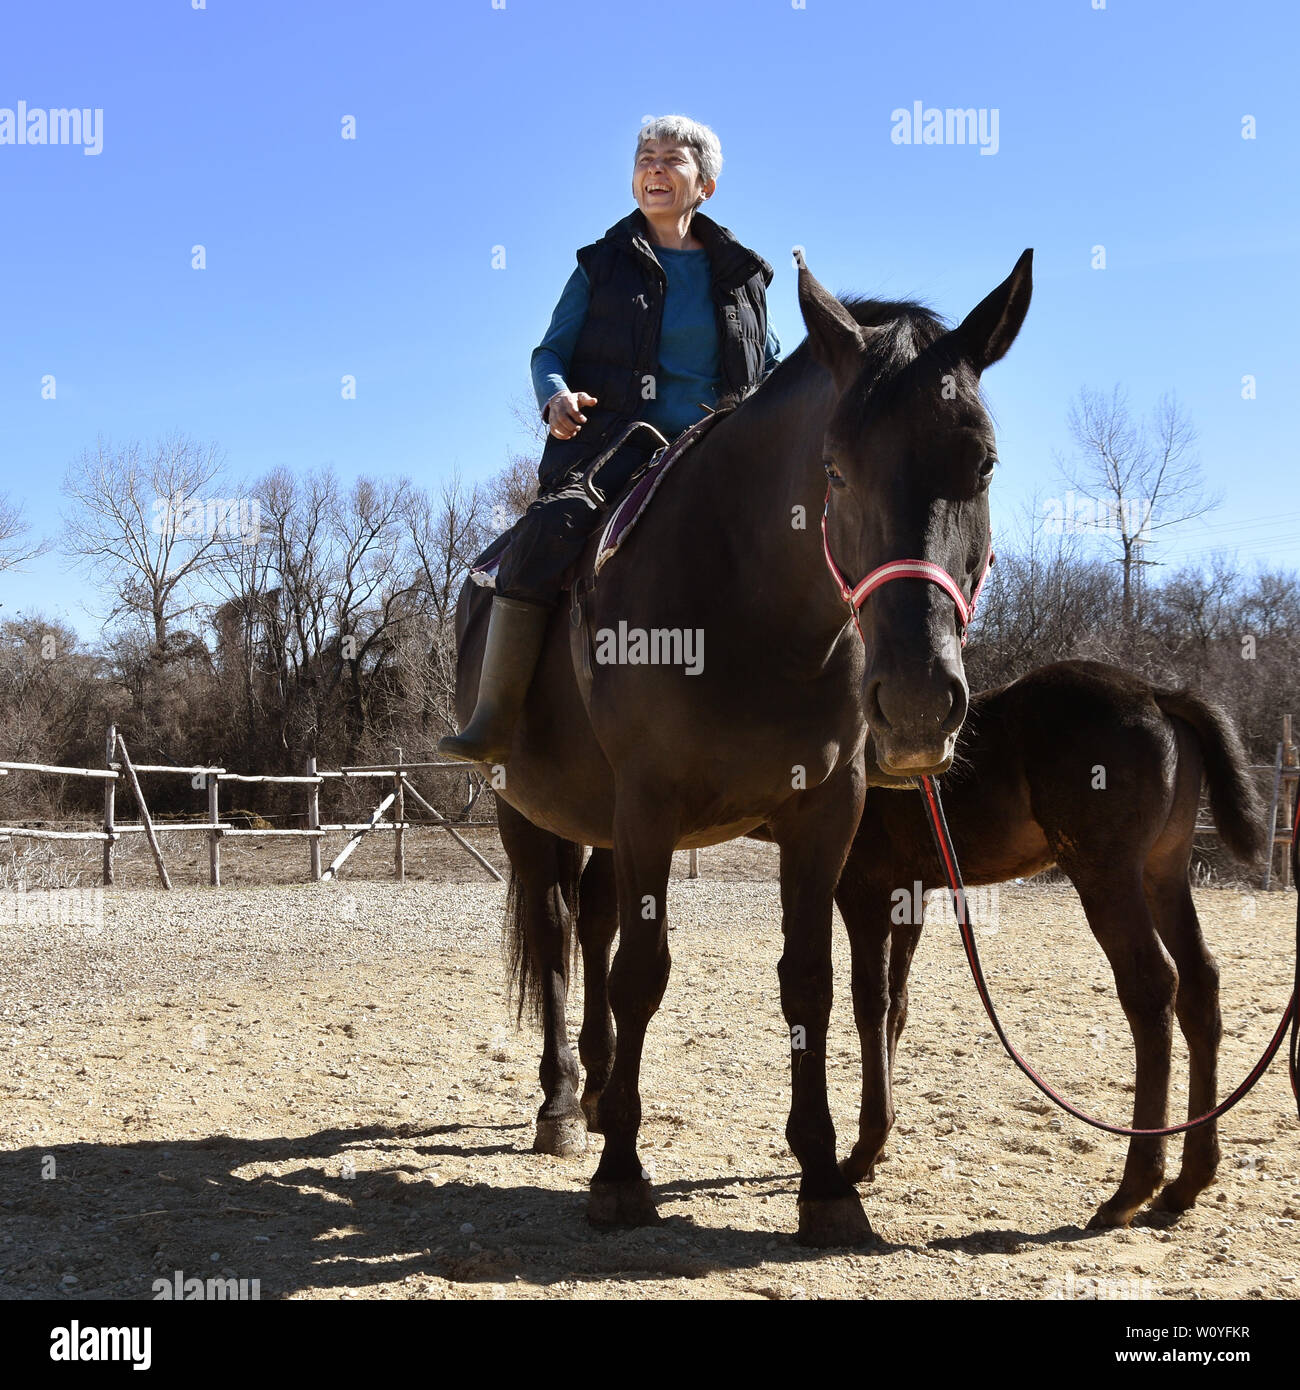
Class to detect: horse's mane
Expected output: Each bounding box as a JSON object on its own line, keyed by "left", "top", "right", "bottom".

{"left": 720, "top": 296, "right": 956, "bottom": 425}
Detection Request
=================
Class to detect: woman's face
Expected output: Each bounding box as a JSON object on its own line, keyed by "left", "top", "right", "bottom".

{"left": 632, "top": 139, "right": 715, "bottom": 221}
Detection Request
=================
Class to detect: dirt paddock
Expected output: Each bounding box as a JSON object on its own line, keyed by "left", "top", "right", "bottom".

{"left": 0, "top": 833, "right": 1296, "bottom": 1301}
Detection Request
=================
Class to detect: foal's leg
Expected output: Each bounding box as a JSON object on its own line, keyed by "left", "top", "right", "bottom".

{"left": 576, "top": 848, "right": 618, "bottom": 1132}
{"left": 886, "top": 920, "right": 923, "bottom": 1072}
{"left": 837, "top": 877, "right": 900, "bottom": 1183}
{"left": 496, "top": 802, "right": 586, "bottom": 1157}
{"left": 588, "top": 793, "right": 676, "bottom": 1227}
{"left": 1069, "top": 869, "right": 1179, "bottom": 1229}
{"left": 1147, "top": 868, "right": 1222, "bottom": 1214}
{"left": 772, "top": 768, "right": 873, "bottom": 1246}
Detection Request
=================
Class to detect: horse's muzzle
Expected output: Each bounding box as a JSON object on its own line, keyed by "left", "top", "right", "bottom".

{"left": 865, "top": 662, "right": 968, "bottom": 775}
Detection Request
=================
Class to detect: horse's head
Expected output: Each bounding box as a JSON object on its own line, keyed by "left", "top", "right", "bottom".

{"left": 797, "top": 249, "right": 1032, "bottom": 775}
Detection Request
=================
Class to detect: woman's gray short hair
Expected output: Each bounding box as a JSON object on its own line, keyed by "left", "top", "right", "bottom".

{"left": 636, "top": 115, "right": 723, "bottom": 185}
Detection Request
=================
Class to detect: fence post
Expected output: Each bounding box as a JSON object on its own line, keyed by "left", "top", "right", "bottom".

{"left": 207, "top": 771, "right": 221, "bottom": 887}
{"left": 394, "top": 747, "right": 405, "bottom": 883}
{"left": 102, "top": 723, "right": 116, "bottom": 887}
{"left": 398, "top": 774, "right": 503, "bottom": 882}
{"left": 1284, "top": 715, "right": 1296, "bottom": 891}
{"left": 115, "top": 733, "right": 173, "bottom": 891}
{"left": 1263, "top": 741, "right": 1283, "bottom": 891}
{"left": 307, "top": 755, "right": 321, "bottom": 882}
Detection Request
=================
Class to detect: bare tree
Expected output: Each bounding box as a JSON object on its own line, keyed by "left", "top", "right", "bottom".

{"left": 488, "top": 452, "right": 540, "bottom": 530}
{"left": 398, "top": 471, "right": 493, "bottom": 737}
{"left": 1147, "top": 553, "right": 1240, "bottom": 656}
{"left": 61, "top": 434, "right": 228, "bottom": 647}
{"left": 405, "top": 471, "right": 493, "bottom": 622}
{"left": 966, "top": 491, "right": 1119, "bottom": 689}
{"left": 1056, "top": 387, "right": 1221, "bottom": 627}
{"left": 508, "top": 390, "right": 549, "bottom": 450}
{"left": 330, "top": 474, "right": 417, "bottom": 743}
{"left": 208, "top": 484, "right": 283, "bottom": 755}
{"left": 0, "top": 492, "right": 48, "bottom": 574}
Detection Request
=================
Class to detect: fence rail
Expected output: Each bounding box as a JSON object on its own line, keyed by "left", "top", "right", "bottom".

{"left": 0, "top": 729, "right": 502, "bottom": 888}
{"left": 4, "top": 718, "right": 1293, "bottom": 892}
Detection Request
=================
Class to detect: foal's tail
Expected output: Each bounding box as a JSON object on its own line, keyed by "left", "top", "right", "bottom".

{"left": 1155, "top": 687, "right": 1268, "bottom": 864}
{"left": 504, "top": 838, "right": 584, "bottom": 1026}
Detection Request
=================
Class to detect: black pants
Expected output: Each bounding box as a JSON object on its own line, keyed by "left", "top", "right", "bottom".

{"left": 495, "top": 441, "right": 654, "bottom": 608}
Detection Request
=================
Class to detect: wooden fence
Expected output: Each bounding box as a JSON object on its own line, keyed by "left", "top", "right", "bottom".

{"left": 1178, "top": 713, "right": 1296, "bottom": 890}
{"left": 1256, "top": 714, "right": 1298, "bottom": 890}
{"left": 0, "top": 726, "right": 502, "bottom": 887}
{"left": 2, "top": 715, "right": 1293, "bottom": 892}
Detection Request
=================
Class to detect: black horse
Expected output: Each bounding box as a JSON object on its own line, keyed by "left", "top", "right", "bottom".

{"left": 454, "top": 251, "right": 1033, "bottom": 1245}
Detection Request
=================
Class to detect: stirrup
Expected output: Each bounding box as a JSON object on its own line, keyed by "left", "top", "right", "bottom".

{"left": 577, "top": 421, "right": 670, "bottom": 507}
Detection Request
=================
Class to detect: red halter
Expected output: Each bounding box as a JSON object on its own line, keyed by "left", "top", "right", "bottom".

{"left": 820, "top": 486, "right": 994, "bottom": 646}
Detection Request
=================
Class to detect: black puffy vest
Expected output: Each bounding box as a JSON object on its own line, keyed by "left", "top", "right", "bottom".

{"left": 536, "top": 207, "right": 774, "bottom": 488}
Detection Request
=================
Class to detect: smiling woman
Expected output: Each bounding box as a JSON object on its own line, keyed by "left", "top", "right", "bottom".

{"left": 439, "top": 114, "right": 780, "bottom": 766}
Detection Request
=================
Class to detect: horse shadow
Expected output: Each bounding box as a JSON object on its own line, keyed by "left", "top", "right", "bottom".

{"left": 3, "top": 1121, "right": 1141, "bottom": 1297}
{"left": 0, "top": 1121, "right": 868, "bottom": 1298}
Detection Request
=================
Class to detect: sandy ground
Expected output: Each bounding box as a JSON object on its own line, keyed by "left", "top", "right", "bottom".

{"left": 0, "top": 836, "right": 1296, "bottom": 1301}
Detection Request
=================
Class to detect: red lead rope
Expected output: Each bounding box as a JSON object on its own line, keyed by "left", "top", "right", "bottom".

{"left": 917, "top": 773, "right": 1300, "bottom": 1137}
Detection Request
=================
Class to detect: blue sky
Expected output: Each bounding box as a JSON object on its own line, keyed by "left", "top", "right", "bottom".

{"left": 1, "top": 0, "right": 1296, "bottom": 634}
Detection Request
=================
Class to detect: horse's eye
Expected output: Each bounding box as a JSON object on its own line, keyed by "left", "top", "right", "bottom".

{"left": 979, "top": 454, "right": 997, "bottom": 480}
{"left": 823, "top": 456, "right": 846, "bottom": 487}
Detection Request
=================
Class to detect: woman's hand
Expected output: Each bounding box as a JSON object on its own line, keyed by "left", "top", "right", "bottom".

{"left": 545, "top": 390, "right": 598, "bottom": 440}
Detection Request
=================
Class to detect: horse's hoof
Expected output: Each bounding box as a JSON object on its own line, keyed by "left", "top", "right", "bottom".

{"left": 533, "top": 1114, "right": 587, "bottom": 1157}
{"left": 838, "top": 1154, "right": 875, "bottom": 1185}
{"left": 1150, "top": 1180, "right": 1201, "bottom": 1216}
{"left": 1086, "top": 1199, "right": 1138, "bottom": 1230}
{"left": 587, "top": 1177, "right": 660, "bottom": 1228}
{"left": 581, "top": 1093, "right": 603, "bottom": 1133}
{"left": 796, "top": 1194, "right": 875, "bottom": 1247}
{"left": 840, "top": 1143, "right": 888, "bottom": 1184}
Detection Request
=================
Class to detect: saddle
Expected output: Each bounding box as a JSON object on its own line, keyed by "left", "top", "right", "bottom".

{"left": 468, "top": 406, "right": 732, "bottom": 595}
{"left": 468, "top": 405, "right": 734, "bottom": 714}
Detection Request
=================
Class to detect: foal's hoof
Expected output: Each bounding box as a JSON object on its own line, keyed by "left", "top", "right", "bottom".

{"left": 838, "top": 1154, "right": 876, "bottom": 1185}
{"left": 1150, "top": 1179, "right": 1201, "bottom": 1216}
{"left": 587, "top": 1177, "right": 660, "bottom": 1229}
{"left": 1085, "top": 1198, "right": 1139, "bottom": 1230}
{"left": 533, "top": 1114, "right": 587, "bottom": 1158}
{"left": 839, "top": 1147, "right": 887, "bottom": 1185}
{"left": 796, "top": 1194, "right": 875, "bottom": 1247}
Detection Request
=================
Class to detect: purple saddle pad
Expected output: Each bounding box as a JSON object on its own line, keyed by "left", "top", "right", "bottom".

{"left": 469, "top": 408, "right": 728, "bottom": 591}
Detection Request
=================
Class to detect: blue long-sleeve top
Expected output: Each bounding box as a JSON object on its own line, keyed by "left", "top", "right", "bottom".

{"left": 531, "top": 245, "right": 781, "bottom": 440}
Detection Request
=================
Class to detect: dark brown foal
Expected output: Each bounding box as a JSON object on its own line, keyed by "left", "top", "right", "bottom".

{"left": 837, "top": 659, "right": 1265, "bottom": 1229}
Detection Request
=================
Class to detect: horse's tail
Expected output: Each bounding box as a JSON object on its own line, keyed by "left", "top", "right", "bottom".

{"left": 504, "top": 838, "right": 584, "bottom": 1026}
{"left": 1154, "top": 687, "right": 1267, "bottom": 864}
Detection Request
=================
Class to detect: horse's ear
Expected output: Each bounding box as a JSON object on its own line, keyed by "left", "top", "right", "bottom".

{"left": 951, "top": 248, "right": 1033, "bottom": 374}
{"left": 795, "top": 248, "right": 866, "bottom": 388}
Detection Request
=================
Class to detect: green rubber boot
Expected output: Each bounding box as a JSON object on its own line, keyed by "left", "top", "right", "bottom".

{"left": 438, "top": 596, "right": 550, "bottom": 765}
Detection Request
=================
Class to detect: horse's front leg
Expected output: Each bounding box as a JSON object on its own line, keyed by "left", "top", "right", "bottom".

{"left": 588, "top": 788, "right": 676, "bottom": 1227}
{"left": 771, "top": 761, "right": 873, "bottom": 1246}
